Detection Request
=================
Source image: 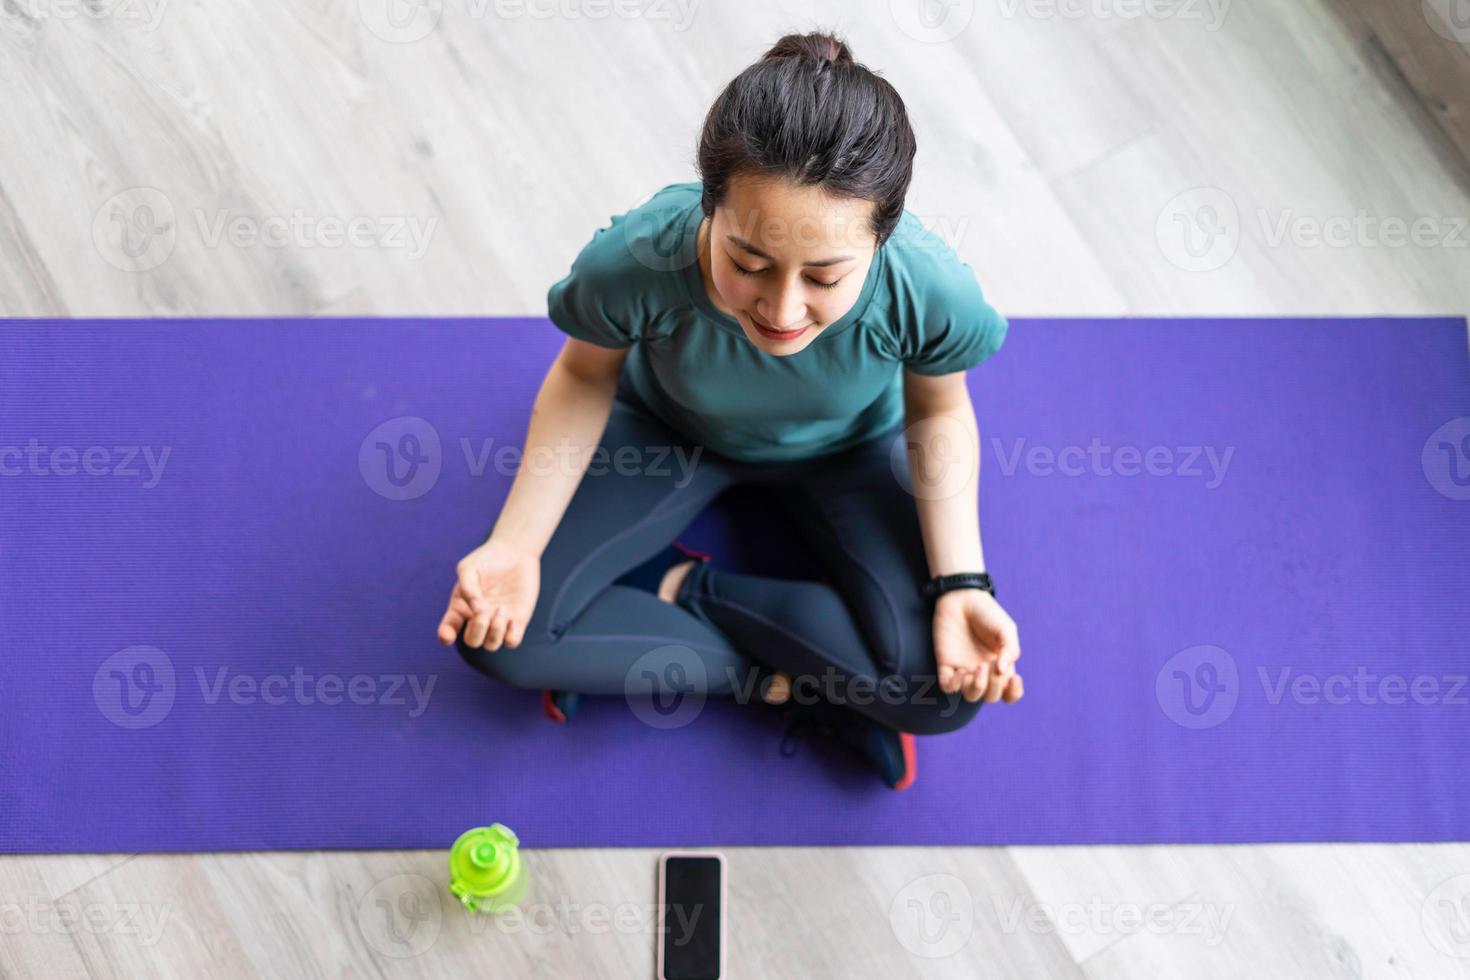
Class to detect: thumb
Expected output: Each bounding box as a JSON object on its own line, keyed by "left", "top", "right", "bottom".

{"left": 457, "top": 564, "right": 484, "bottom": 605}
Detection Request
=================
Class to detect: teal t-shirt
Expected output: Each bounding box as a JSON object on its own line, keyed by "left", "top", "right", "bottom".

{"left": 546, "top": 182, "right": 1008, "bottom": 463}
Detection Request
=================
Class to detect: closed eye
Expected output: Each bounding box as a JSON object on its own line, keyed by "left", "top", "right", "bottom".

{"left": 731, "top": 261, "right": 842, "bottom": 290}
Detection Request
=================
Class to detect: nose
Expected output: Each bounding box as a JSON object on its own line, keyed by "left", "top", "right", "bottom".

{"left": 761, "top": 285, "right": 807, "bottom": 330}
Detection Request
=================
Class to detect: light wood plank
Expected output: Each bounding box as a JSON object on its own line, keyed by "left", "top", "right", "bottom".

{"left": 2, "top": 2, "right": 1468, "bottom": 978}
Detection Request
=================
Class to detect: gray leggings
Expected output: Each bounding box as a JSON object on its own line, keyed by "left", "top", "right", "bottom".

{"left": 455, "top": 382, "right": 981, "bottom": 736}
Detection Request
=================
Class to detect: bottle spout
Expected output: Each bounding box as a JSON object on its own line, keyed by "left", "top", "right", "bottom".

{"left": 470, "top": 842, "right": 498, "bottom": 868}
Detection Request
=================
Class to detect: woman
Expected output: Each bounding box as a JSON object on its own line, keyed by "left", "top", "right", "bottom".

{"left": 437, "top": 31, "right": 1023, "bottom": 790}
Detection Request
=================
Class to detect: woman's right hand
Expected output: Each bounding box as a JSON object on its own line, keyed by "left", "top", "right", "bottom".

{"left": 436, "top": 537, "right": 541, "bottom": 652}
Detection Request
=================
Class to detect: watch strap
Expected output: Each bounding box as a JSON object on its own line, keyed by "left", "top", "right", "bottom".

{"left": 920, "top": 571, "right": 996, "bottom": 600}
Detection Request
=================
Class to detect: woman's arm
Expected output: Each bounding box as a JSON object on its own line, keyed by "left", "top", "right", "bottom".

{"left": 902, "top": 368, "right": 1023, "bottom": 704}
{"left": 439, "top": 338, "right": 628, "bottom": 652}
{"left": 901, "top": 369, "right": 985, "bottom": 576}
{"left": 488, "top": 338, "right": 629, "bottom": 557}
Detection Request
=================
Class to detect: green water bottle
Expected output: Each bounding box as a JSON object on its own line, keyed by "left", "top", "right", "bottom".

{"left": 448, "top": 823, "right": 529, "bottom": 913}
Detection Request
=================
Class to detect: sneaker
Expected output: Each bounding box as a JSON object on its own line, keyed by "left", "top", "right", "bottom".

{"left": 540, "top": 689, "right": 582, "bottom": 724}
{"left": 778, "top": 700, "right": 917, "bottom": 791}
{"left": 613, "top": 540, "right": 712, "bottom": 596}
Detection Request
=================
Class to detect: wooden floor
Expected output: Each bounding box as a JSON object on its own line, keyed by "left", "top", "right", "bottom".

{"left": 3, "top": 1, "right": 1469, "bottom": 977}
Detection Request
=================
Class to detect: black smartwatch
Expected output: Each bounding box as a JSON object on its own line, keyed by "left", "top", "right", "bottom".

{"left": 920, "top": 571, "right": 996, "bottom": 600}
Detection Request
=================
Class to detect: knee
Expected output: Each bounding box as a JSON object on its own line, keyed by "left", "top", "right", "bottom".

{"left": 454, "top": 632, "right": 550, "bottom": 690}
{"left": 883, "top": 672, "right": 983, "bottom": 735}
{"left": 869, "top": 621, "right": 985, "bottom": 734}
{"left": 453, "top": 632, "right": 500, "bottom": 680}
{"left": 910, "top": 691, "right": 983, "bottom": 735}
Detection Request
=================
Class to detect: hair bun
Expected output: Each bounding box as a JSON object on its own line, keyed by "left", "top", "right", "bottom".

{"left": 762, "top": 31, "right": 854, "bottom": 68}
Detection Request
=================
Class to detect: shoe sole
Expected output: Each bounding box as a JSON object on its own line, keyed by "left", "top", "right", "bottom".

{"left": 892, "top": 732, "right": 917, "bottom": 791}
{"left": 541, "top": 689, "right": 568, "bottom": 724}
{"left": 671, "top": 541, "right": 712, "bottom": 562}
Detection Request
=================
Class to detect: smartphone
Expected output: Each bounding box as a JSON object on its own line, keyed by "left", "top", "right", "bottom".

{"left": 656, "top": 851, "right": 726, "bottom": 980}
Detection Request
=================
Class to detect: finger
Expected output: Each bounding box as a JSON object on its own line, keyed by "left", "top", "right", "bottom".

{"left": 974, "top": 660, "right": 991, "bottom": 694}
{"left": 997, "top": 629, "right": 1021, "bottom": 675}
{"left": 503, "top": 615, "right": 525, "bottom": 649}
{"left": 437, "top": 605, "right": 463, "bottom": 645}
{"left": 437, "top": 595, "right": 474, "bottom": 645}
{"left": 486, "top": 607, "right": 509, "bottom": 652}
{"left": 938, "top": 664, "right": 958, "bottom": 694}
{"left": 984, "top": 668, "right": 1008, "bottom": 704}
{"left": 465, "top": 600, "right": 493, "bottom": 649}
{"left": 962, "top": 669, "right": 984, "bottom": 703}
{"left": 1003, "top": 673, "right": 1024, "bottom": 703}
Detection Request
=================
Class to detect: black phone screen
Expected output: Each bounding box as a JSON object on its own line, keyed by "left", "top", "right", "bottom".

{"left": 662, "top": 856, "right": 722, "bottom": 980}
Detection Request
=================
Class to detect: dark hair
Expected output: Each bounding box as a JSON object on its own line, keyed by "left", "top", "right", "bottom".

{"left": 696, "top": 31, "right": 916, "bottom": 248}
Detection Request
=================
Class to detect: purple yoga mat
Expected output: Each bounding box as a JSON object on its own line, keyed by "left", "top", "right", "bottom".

{"left": 2, "top": 317, "right": 1468, "bottom": 852}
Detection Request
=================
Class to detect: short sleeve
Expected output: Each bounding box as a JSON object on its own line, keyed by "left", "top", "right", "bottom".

{"left": 900, "top": 256, "right": 1009, "bottom": 376}
{"left": 546, "top": 223, "right": 640, "bottom": 349}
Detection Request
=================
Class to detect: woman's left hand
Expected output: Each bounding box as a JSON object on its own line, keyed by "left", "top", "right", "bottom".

{"left": 932, "top": 588, "right": 1023, "bottom": 704}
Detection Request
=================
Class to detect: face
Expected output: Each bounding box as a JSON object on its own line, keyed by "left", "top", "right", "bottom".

{"left": 697, "top": 175, "right": 878, "bottom": 355}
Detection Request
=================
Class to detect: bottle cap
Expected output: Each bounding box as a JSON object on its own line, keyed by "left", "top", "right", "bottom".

{"left": 449, "top": 823, "right": 521, "bottom": 902}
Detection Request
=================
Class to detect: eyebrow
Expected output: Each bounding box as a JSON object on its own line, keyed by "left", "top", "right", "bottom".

{"left": 726, "top": 235, "right": 854, "bottom": 268}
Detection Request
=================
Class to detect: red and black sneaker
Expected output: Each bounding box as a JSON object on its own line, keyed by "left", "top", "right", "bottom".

{"left": 778, "top": 701, "right": 917, "bottom": 791}
{"left": 540, "top": 689, "right": 582, "bottom": 724}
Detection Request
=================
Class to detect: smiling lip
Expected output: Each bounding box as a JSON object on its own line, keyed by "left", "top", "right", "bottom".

{"left": 750, "top": 314, "right": 809, "bottom": 341}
